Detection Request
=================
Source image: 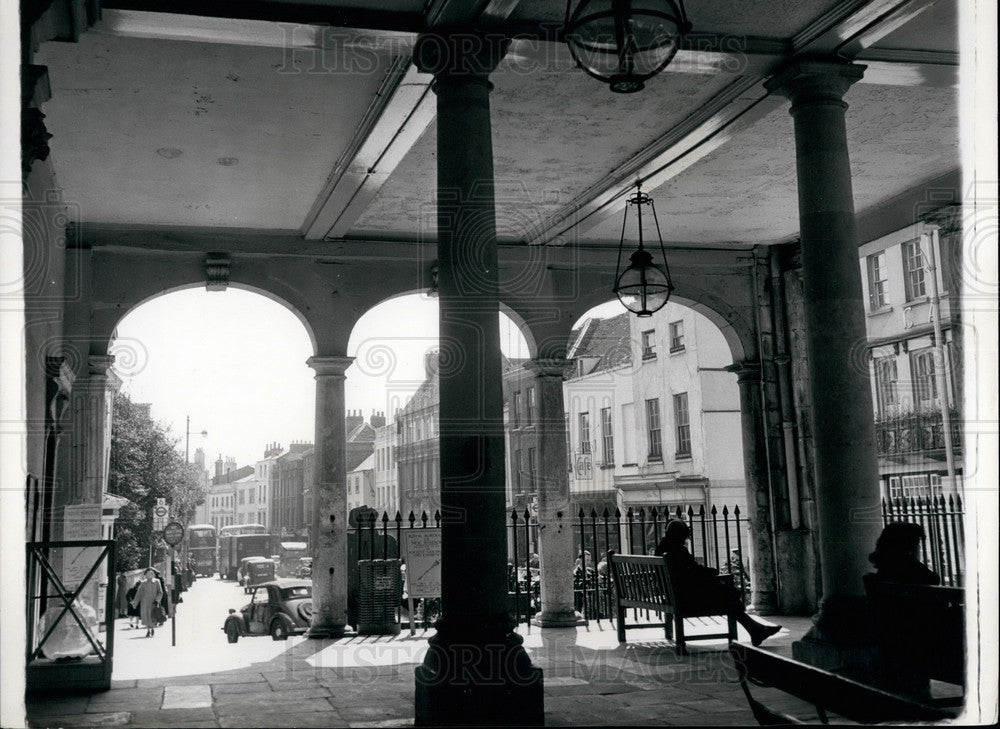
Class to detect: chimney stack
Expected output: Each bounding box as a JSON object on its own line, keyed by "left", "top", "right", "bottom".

{"left": 370, "top": 409, "right": 386, "bottom": 429}
{"left": 346, "top": 408, "right": 364, "bottom": 434}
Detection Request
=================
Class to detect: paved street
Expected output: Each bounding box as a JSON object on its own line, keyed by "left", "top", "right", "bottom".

{"left": 24, "top": 576, "right": 817, "bottom": 728}
{"left": 112, "top": 575, "right": 310, "bottom": 680}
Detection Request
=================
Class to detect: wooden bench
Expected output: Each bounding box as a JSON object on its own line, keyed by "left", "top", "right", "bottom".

{"left": 863, "top": 574, "right": 966, "bottom": 702}
{"left": 730, "top": 643, "right": 956, "bottom": 725}
{"left": 607, "top": 549, "right": 737, "bottom": 655}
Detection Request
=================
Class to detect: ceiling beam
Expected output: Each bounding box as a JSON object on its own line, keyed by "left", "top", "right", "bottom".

{"left": 301, "top": 0, "right": 526, "bottom": 240}
{"left": 525, "top": 76, "right": 783, "bottom": 246}
{"left": 527, "top": 0, "right": 954, "bottom": 246}
{"left": 69, "top": 222, "right": 754, "bottom": 271}
{"left": 101, "top": 0, "right": 426, "bottom": 33}
{"left": 301, "top": 60, "right": 436, "bottom": 240}
{"left": 793, "top": 0, "right": 942, "bottom": 56}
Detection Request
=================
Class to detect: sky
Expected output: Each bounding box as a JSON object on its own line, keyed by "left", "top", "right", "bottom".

{"left": 111, "top": 288, "right": 618, "bottom": 468}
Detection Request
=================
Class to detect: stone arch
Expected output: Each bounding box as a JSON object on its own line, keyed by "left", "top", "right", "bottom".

{"left": 102, "top": 281, "right": 318, "bottom": 356}
{"left": 344, "top": 288, "right": 541, "bottom": 363}
{"left": 81, "top": 248, "right": 428, "bottom": 361}
{"left": 508, "top": 270, "right": 755, "bottom": 366}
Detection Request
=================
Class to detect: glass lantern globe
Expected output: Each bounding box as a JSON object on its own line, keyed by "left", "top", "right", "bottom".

{"left": 565, "top": 0, "right": 691, "bottom": 93}
{"left": 614, "top": 249, "right": 674, "bottom": 317}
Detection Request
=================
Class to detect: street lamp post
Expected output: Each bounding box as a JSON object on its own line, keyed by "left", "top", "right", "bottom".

{"left": 920, "top": 224, "right": 957, "bottom": 491}
{"left": 185, "top": 415, "right": 208, "bottom": 463}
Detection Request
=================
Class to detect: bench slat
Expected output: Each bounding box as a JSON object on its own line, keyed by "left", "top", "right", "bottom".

{"left": 730, "top": 643, "right": 956, "bottom": 724}
{"left": 607, "top": 549, "right": 736, "bottom": 654}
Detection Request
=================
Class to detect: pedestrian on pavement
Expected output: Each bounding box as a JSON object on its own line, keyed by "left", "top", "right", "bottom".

{"left": 125, "top": 578, "right": 141, "bottom": 628}
{"left": 655, "top": 519, "right": 781, "bottom": 646}
{"left": 131, "top": 568, "right": 163, "bottom": 637}
{"left": 115, "top": 571, "right": 129, "bottom": 618}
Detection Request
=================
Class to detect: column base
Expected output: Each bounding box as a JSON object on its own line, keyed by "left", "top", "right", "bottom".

{"left": 531, "top": 608, "right": 586, "bottom": 628}
{"left": 304, "top": 622, "right": 349, "bottom": 640}
{"left": 791, "top": 594, "right": 880, "bottom": 684}
{"left": 414, "top": 618, "right": 544, "bottom": 727}
{"left": 748, "top": 590, "right": 779, "bottom": 615}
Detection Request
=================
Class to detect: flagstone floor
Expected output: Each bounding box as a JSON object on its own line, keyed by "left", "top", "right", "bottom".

{"left": 24, "top": 608, "right": 815, "bottom": 728}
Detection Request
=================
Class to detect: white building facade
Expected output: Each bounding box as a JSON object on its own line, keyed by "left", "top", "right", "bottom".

{"left": 858, "top": 220, "right": 963, "bottom": 499}
{"left": 562, "top": 304, "right": 746, "bottom": 517}
{"left": 373, "top": 423, "right": 399, "bottom": 515}
{"left": 347, "top": 453, "right": 376, "bottom": 513}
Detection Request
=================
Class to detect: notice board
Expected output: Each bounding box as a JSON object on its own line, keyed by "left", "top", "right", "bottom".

{"left": 401, "top": 529, "right": 441, "bottom": 599}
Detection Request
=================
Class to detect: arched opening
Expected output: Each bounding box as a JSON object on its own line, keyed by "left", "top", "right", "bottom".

{"left": 343, "top": 291, "right": 532, "bottom": 516}
{"left": 111, "top": 287, "right": 316, "bottom": 471}
{"left": 557, "top": 298, "right": 752, "bottom": 615}
{"left": 108, "top": 286, "right": 315, "bottom": 593}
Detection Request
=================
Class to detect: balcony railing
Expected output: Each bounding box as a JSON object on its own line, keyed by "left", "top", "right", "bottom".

{"left": 875, "top": 409, "right": 962, "bottom": 457}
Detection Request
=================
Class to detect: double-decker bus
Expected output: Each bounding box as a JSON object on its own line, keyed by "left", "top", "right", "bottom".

{"left": 185, "top": 523, "right": 218, "bottom": 577}
{"left": 218, "top": 524, "right": 272, "bottom": 581}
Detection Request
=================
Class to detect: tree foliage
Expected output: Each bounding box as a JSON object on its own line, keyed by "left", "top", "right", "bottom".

{"left": 108, "top": 393, "right": 206, "bottom": 570}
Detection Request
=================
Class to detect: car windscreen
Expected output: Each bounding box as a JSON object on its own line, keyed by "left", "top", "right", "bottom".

{"left": 281, "top": 586, "right": 311, "bottom": 599}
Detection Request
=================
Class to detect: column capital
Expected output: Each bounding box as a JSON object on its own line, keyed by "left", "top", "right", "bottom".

{"left": 88, "top": 354, "right": 116, "bottom": 378}
{"left": 524, "top": 357, "right": 574, "bottom": 380}
{"left": 725, "top": 361, "right": 761, "bottom": 383}
{"left": 306, "top": 355, "right": 354, "bottom": 378}
{"left": 765, "top": 59, "right": 865, "bottom": 109}
{"left": 45, "top": 355, "right": 76, "bottom": 390}
{"left": 413, "top": 28, "right": 510, "bottom": 82}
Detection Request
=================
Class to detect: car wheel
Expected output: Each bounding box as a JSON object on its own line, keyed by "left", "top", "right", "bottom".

{"left": 226, "top": 621, "right": 240, "bottom": 644}
{"left": 270, "top": 620, "right": 289, "bottom": 641}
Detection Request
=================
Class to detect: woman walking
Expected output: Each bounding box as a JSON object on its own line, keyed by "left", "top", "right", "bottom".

{"left": 131, "top": 568, "right": 163, "bottom": 637}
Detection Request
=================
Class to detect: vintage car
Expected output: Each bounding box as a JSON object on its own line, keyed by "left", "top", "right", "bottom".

{"left": 296, "top": 557, "right": 313, "bottom": 578}
{"left": 223, "top": 579, "right": 312, "bottom": 642}
{"left": 238, "top": 556, "right": 276, "bottom": 594}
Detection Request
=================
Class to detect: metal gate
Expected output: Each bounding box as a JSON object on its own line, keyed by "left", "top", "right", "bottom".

{"left": 26, "top": 540, "right": 116, "bottom": 692}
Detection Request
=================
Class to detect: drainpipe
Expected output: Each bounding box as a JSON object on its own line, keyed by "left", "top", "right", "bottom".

{"left": 769, "top": 247, "right": 802, "bottom": 529}
{"left": 920, "top": 223, "right": 957, "bottom": 489}
{"left": 750, "top": 249, "right": 782, "bottom": 596}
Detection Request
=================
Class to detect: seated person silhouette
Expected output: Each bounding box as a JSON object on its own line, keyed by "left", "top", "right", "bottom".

{"left": 868, "top": 522, "right": 941, "bottom": 585}
{"left": 866, "top": 522, "right": 948, "bottom": 701}
{"left": 655, "top": 519, "right": 781, "bottom": 647}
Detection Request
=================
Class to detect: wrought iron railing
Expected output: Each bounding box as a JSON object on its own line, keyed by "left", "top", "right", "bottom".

{"left": 349, "top": 495, "right": 964, "bottom": 627}
{"left": 571, "top": 504, "right": 752, "bottom": 624}
{"left": 875, "top": 410, "right": 962, "bottom": 456}
{"left": 881, "top": 495, "right": 965, "bottom": 586}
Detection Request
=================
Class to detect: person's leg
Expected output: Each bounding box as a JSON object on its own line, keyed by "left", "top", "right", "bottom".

{"left": 726, "top": 586, "right": 781, "bottom": 646}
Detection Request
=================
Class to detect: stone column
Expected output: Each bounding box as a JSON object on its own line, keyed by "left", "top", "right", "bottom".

{"left": 527, "top": 359, "right": 584, "bottom": 627}
{"left": 766, "top": 62, "right": 883, "bottom": 664}
{"left": 305, "top": 355, "right": 353, "bottom": 638}
{"left": 725, "top": 362, "right": 779, "bottom": 614}
{"left": 71, "top": 355, "right": 121, "bottom": 505}
{"left": 39, "top": 356, "right": 74, "bottom": 543}
{"left": 413, "top": 30, "right": 543, "bottom": 726}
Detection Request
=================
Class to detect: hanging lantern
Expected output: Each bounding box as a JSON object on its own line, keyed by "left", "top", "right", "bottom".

{"left": 613, "top": 183, "right": 674, "bottom": 316}
{"left": 564, "top": 0, "right": 692, "bottom": 93}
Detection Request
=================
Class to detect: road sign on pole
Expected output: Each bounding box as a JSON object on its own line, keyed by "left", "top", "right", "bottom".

{"left": 153, "top": 504, "right": 169, "bottom": 531}
{"left": 163, "top": 521, "right": 184, "bottom": 546}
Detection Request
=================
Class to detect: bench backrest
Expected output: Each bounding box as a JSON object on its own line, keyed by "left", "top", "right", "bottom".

{"left": 606, "top": 551, "right": 671, "bottom": 608}
{"left": 729, "top": 643, "right": 953, "bottom": 725}
{"left": 863, "top": 574, "right": 966, "bottom": 687}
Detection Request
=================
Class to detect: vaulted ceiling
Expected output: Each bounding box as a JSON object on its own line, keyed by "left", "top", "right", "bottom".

{"left": 35, "top": 0, "right": 960, "bottom": 250}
